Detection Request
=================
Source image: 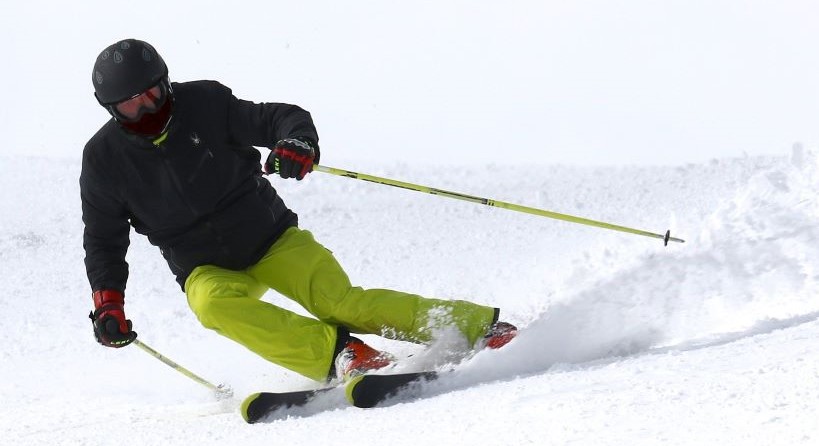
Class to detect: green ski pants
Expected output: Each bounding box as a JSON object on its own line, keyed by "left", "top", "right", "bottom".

{"left": 185, "top": 227, "right": 497, "bottom": 381}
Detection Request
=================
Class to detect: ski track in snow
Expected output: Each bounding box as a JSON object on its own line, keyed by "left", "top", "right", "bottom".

{"left": 2, "top": 148, "right": 819, "bottom": 445}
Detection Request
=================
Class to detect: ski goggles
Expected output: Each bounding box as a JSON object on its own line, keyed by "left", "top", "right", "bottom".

{"left": 111, "top": 81, "right": 168, "bottom": 123}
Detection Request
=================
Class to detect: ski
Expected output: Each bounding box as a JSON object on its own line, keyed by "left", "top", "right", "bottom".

{"left": 241, "top": 386, "right": 338, "bottom": 423}
{"left": 345, "top": 371, "right": 438, "bottom": 408}
{"left": 240, "top": 371, "right": 439, "bottom": 422}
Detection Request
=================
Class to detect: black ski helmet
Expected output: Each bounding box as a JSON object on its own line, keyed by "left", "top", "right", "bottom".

{"left": 92, "top": 39, "right": 168, "bottom": 105}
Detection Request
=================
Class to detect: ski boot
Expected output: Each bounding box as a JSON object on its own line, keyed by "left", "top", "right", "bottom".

{"left": 482, "top": 321, "right": 518, "bottom": 349}
{"left": 335, "top": 337, "right": 394, "bottom": 380}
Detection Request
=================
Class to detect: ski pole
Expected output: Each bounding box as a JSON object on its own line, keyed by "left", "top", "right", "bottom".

{"left": 313, "top": 164, "right": 684, "bottom": 245}
{"left": 132, "top": 339, "right": 233, "bottom": 399}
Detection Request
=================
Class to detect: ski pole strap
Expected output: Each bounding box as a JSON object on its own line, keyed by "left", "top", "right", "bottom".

{"left": 312, "top": 164, "right": 685, "bottom": 245}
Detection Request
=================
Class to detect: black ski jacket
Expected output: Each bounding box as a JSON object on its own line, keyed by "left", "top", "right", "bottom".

{"left": 81, "top": 80, "right": 319, "bottom": 291}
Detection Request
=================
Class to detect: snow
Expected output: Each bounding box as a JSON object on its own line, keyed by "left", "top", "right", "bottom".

{"left": 3, "top": 1, "right": 819, "bottom": 444}
{"left": 2, "top": 148, "right": 819, "bottom": 445}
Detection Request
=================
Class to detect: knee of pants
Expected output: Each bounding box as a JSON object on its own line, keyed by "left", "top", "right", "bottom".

{"left": 187, "top": 279, "right": 255, "bottom": 330}
{"left": 187, "top": 294, "right": 222, "bottom": 329}
{"left": 304, "top": 280, "right": 362, "bottom": 323}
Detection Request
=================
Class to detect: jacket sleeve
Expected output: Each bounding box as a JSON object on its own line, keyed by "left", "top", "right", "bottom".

{"left": 80, "top": 147, "right": 130, "bottom": 293}
{"left": 226, "top": 92, "right": 321, "bottom": 163}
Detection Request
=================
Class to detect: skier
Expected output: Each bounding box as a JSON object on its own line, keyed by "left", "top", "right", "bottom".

{"left": 82, "top": 38, "right": 516, "bottom": 382}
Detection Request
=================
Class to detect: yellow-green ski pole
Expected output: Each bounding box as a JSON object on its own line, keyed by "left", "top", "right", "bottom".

{"left": 132, "top": 339, "right": 233, "bottom": 399}
{"left": 313, "top": 164, "right": 684, "bottom": 245}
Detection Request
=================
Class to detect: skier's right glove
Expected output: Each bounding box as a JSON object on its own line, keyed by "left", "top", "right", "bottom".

{"left": 89, "top": 289, "right": 137, "bottom": 348}
{"left": 265, "top": 136, "right": 317, "bottom": 181}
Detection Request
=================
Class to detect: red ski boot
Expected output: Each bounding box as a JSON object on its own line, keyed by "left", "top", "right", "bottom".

{"left": 335, "top": 338, "right": 394, "bottom": 380}
{"left": 482, "top": 321, "right": 518, "bottom": 349}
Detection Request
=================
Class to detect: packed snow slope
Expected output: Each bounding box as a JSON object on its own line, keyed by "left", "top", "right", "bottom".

{"left": 2, "top": 147, "right": 819, "bottom": 445}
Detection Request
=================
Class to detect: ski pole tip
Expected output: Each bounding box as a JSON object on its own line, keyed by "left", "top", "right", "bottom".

{"left": 215, "top": 384, "right": 234, "bottom": 400}
{"left": 664, "top": 230, "right": 685, "bottom": 245}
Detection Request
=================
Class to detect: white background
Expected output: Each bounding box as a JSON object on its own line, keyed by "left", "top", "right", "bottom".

{"left": 2, "top": 0, "right": 819, "bottom": 165}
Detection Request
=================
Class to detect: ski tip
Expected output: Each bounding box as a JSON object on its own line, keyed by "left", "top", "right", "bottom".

{"left": 346, "top": 372, "right": 438, "bottom": 409}
{"left": 344, "top": 374, "right": 366, "bottom": 406}
{"left": 240, "top": 393, "right": 262, "bottom": 424}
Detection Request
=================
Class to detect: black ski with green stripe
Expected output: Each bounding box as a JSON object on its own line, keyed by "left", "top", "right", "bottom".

{"left": 241, "top": 371, "right": 438, "bottom": 423}
{"left": 345, "top": 371, "right": 438, "bottom": 408}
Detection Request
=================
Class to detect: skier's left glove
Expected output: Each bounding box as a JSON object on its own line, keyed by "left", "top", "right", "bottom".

{"left": 265, "top": 136, "right": 317, "bottom": 180}
{"left": 89, "top": 289, "right": 137, "bottom": 348}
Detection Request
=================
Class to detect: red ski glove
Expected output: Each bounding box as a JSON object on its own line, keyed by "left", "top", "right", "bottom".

{"left": 89, "top": 289, "right": 137, "bottom": 348}
{"left": 265, "top": 137, "right": 317, "bottom": 180}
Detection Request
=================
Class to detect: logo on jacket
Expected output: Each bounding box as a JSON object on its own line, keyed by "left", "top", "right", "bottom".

{"left": 191, "top": 132, "right": 201, "bottom": 146}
